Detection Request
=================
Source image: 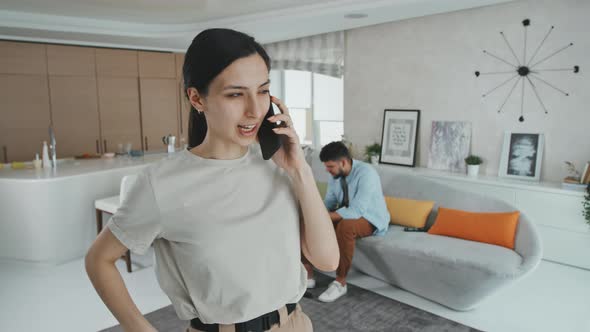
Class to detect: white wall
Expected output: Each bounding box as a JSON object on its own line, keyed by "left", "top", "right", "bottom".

{"left": 344, "top": 0, "right": 589, "bottom": 182}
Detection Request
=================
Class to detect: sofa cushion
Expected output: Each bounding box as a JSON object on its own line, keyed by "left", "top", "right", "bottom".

{"left": 357, "top": 225, "right": 523, "bottom": 277}
{"left": 427, "top": 207, "right": 520, "bottom": 249}
{"left": 384, "top": 196, "right": 434, "bottom": 228}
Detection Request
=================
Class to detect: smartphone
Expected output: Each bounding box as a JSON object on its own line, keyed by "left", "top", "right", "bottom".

{"left": 257, "top": 99, "right": 282, "bottom": 160}
{"left": 403, "top": 227, "right": 427, "bottom": 232}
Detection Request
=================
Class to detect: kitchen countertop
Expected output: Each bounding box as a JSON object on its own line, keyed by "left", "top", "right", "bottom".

{"left": 0, "top": 152, "right": 172, "bottom": 181}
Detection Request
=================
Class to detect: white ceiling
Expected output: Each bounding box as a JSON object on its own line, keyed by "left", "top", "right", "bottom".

{"left": 0, "top": 0, "right": 514, "bottom": 52}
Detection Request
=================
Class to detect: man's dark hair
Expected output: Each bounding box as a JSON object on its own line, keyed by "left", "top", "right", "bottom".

{"left": 319, "top": 141, "right": 352, "bottom": 162}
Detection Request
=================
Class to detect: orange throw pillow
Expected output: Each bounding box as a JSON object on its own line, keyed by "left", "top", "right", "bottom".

{"left": 427, "top": 207, "right": 520, "bottom": 249}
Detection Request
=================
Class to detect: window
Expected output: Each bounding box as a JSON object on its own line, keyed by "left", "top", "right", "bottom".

{"left": 270, "top": 69, "right": 343, "bottom": 148}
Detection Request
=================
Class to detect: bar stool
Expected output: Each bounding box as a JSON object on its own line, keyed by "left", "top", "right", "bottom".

{"left": 94, "top": 174, "right": 138, "bottom": 272}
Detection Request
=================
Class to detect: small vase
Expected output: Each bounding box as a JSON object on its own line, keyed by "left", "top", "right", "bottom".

{"left": 467, "top": 164, "right": 480, "bottom": 177}
{"left": 371, "top": 155, "right": 379, "bottom": 165}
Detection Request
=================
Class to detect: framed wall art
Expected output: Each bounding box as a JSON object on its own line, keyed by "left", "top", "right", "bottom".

{"left": 427, "top": 121, "right": 472, "bottom": 173}
{"left": 379, "top": 109, "right": 420, "bottom": 167}
{"left": 499, "top": 131, "right": 544, "bottom": 181}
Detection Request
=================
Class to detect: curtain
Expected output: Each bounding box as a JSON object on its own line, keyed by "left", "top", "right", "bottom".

{"left": 264, "top": 31, "right": 345, "bottom": 78}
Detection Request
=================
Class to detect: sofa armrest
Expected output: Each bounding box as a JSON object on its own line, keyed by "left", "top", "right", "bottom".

{"left": 513, "top": 212, "right": 543, "bottom": 275}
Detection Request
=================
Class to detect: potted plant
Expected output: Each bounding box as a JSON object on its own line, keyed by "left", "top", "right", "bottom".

{"left": 365, "top": 143, "right": 381, "bottom": 165}
{"left": 465, "top": 155, "right": 483, "bottom": 177}
{"left": 583, "top": 184, "right": 590, "bottom": 226}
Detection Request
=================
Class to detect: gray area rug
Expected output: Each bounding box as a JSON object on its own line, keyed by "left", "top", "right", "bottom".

{"left": 101, "top": 273, "right": 480, "bottom": 332}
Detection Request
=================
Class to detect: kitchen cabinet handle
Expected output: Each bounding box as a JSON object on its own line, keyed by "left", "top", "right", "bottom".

{"left": 144, "top": 136, "right": 148, "bottom": 150}
{"left": 2, "top": 145, "right": 7, "bottom": 163}
{"left": 103, "top": 139, "right": 108, "bottom": 153}
{"left": 96, "top": 140, "right": 100, "bottom": 154}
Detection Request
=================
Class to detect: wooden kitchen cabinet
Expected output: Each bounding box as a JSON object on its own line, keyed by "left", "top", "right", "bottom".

{"left": 0, "top": 42, "right": 187, "bottom": 159}
{"left": 46, "top": 45, "right": 96, "bottom": 76}
{"left": 0, "top": 74, "right": 51, "bottom": 162}
{"left": 175, "top": 53, "right": 190, "bottom": 147}
{"left": 0, "top": 41, "right": 47, "bottom": 75}
{"left": 139, "top": 78, "right": 179, "bottom": 152}
{"left": 178, "top": 81, "right": 191, "bottom": 148}
{"left": 97, "top": 77, "right": 142, "bottom": 153}
{"left": 138, "top": 51, "right": 175, "bottom": 78}
{"left": 49, "top": 76, "right": 101, "bottom": 157}
{"left": 95, "top": 48, "right": 138, "bottom": 77}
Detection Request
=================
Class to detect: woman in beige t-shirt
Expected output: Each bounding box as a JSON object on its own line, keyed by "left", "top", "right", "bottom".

{"left": 85, "top": 28, "right": 339, "bottom": 332}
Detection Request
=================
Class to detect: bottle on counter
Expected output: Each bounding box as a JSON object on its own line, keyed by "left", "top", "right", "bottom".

{"left": 42, "top": 141, "right": 51, "bottom": 169}
{"left": 33, "top": 153, "right": 42, "bottom": 170}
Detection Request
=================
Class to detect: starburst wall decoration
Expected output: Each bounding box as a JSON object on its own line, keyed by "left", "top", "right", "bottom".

{"left": 475, "top": 19, "right": 580, "bottom": 122}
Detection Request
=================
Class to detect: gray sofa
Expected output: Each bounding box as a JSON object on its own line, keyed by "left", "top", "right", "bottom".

{"left": 351, "top": 167, "right": 543, "bottom": 311}
{"left": 307, "top": 148, "right": 543, "bottom": 311}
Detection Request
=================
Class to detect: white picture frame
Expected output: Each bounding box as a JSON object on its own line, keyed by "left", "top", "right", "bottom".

{"left": 379, "top": 109, "right": 420, "bottom": 167}
{"left": 499, "top": 131, "right": 544, "bottom": 181}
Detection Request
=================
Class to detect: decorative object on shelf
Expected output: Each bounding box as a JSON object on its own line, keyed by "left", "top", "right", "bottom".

{"left": 562, "top": 161, "right": 590, "bottom": 190}
{"left": 33, "top": 153, "right": 42, "bottom": 170}
{"left": 379, "top": 109, "right": 420, "bottom": 167}
{"left": 564, "top": 161, "right": 582, "bottom": 182}
{"left": 580, "top": 161, "right": 590, "bottom": 184}
{"left": 562, "top": 162, "right": 586, "bottom": 191}
{"left": 465, "top": 155, "right": 483, "bottom": 177}
{"left": 499, "top": 131, "right": 544, "bottom": 181}
{"left": 475, "top": 18, "right": 580, "bottom": 122}
{"left": 427, "top": 121, "right": 472, "bottom": 173}
{"left": 583, "top": 184, "right": 590, "bottom": 226}
{"left": 364, "top": 142, "right": 382, "bottom": 165}
{"left": 162, "top": 134, "right": 176, "bottom": 154}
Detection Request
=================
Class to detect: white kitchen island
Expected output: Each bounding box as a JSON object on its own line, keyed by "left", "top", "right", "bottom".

{"left": 0, "top": 153, "right": 172, "bottom": 267}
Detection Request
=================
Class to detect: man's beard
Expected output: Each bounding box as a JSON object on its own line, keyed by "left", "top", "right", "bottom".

{"left": 332, "top": 167, "right": 345, "bottom": 179}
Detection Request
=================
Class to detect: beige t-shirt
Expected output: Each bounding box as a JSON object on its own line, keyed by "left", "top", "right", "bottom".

{"left": 106, "top": 144, "right": 307, "bottom": 324}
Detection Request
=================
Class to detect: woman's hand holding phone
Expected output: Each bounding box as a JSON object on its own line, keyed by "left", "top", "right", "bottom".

{"left": 267, "top": 96, "right": 308, "bottom": 176}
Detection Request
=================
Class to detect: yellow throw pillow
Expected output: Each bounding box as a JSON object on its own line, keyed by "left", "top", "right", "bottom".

{"left": 384, "top": 196, "right": 435, "bottom": 228}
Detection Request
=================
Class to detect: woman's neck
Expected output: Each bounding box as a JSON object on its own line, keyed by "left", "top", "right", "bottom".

{"left": 189, "top": 136, "right": 248, "bottom": 160}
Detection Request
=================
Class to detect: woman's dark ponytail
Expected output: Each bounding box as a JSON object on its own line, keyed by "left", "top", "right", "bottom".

{"left": 188, "top": 107, "right": 207, "bottom": 148}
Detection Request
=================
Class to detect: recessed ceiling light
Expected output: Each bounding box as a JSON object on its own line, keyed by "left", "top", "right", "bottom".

{"left": 344, "top": 13, "right": 368, "bottom": 19}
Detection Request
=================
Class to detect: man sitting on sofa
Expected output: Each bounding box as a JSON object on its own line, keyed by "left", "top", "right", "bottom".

{"left": 305, "top": 141, "right": 390, "bottom": 302}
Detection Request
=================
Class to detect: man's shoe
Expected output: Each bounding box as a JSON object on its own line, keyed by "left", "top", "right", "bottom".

{"left": 307, "top": 278, "right": 316, "bottom": 289}
{"left": 318, "top": 280, "right": 347, "bottom": 302}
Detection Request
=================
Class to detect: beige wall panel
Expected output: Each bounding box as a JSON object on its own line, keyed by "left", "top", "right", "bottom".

{"left": 178, "top": 80, "right": 191, "bottom": 147}
{"left": 96, "top": 48, "right": 138, "bottom": 77}
{"left": 47, "top": 45, "right": 95, "bottom": 76}
{"left": 0, "top": 41, "right": 47, "bottom": 75}
{"left": 0, "top": 74, "right": 51, "bottom": 129}
{"left": 49, "top": 76, "right": 101, "bottom": 157}
{"left": 97, "top": 77, "right": 142, "bottom": 153}
{"left": 139, "top": 78, "right": 179, "bottom": 151}
{"left": 138, "top": 51, "right": 175, "bottom": 78}
{"left": 0, "top": 128, "right": 51, "bottom": 163}
{"left": 175, "top": 53, "right": 188, "bottom": 147}
{"left": 0, "top": 74, "right": 51, "bottom": 162}
{"left": 175, "top": 53, "right": 185, "bottom": 79}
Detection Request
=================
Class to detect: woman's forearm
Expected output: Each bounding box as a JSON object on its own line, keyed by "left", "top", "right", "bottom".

{"left": 85, "top": 257, "right": 157, "bottom": 332}
{"left": 289, "top": 165, "right": 339, "bottom": 271}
